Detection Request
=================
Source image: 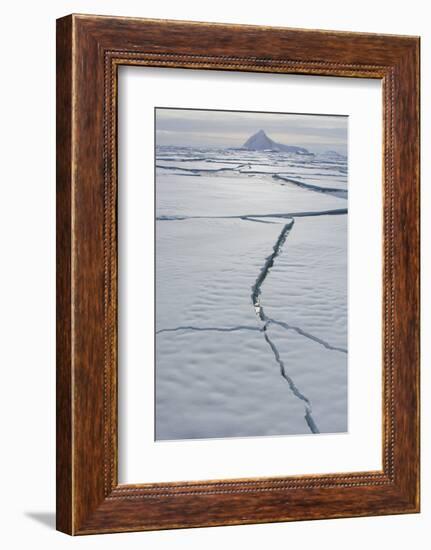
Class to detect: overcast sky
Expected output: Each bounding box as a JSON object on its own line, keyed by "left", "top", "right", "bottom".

{"left": 155, "top": 108, "right": 348, "bottom": 154}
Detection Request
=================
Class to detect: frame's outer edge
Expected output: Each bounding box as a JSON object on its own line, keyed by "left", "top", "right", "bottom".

{"left": 56, "top": 15, "right": 74, "bottom": 535}
{"left": 56, "top": 14, "right": 420, "bottom": 535}
{"left": 391, "top": 38, "right": 421, "bottom": 510}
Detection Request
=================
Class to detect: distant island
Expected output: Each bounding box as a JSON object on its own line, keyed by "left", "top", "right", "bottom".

{"left": 242, "top": 129, "right": 311, "bottom": 155}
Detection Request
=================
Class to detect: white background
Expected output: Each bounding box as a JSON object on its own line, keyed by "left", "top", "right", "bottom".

{"left": 119, "top": 67, "right": 382, "bottom": 483}
{"left": 0, "top": 1, "right": 427, "bottom": 548}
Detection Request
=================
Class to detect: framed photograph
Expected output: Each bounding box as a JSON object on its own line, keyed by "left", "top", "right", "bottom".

{"left": 56, "top": 14, "right": 420, "bottom": 535}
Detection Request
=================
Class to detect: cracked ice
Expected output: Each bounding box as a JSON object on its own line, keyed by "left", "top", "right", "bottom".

{"left": 155, "top": 146, "right": 348, "bottom": 440}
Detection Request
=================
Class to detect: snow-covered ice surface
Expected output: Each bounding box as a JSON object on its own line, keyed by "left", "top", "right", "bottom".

{"left": 155, "top": 146, "right": 348, "bottom": 440}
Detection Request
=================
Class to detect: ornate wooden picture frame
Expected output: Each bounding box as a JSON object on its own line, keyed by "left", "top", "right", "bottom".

{"left": 56, "top": 14, "right": 420, "bottom": 535}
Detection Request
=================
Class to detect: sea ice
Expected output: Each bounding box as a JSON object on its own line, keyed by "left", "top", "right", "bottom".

{"left": 155, "top": 146, "right": 348, "bottom": 440}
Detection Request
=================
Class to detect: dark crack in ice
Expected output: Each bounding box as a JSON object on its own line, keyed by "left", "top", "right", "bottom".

{"left": 272, "top": 174, "right": 348, "bottom": 200}
{"left": 156, "top": 325, "right": 261, "bottom": 335}
{"left": 157, "top": 208, "right": 347, "bottom": 222}
{"left": 251, "top": 219, "right": 295, "bottom": 323}
{"left": 156, "top": 322, "right": 347, "bottom": 355}
{"left": 267, "top": 318, "right": 348, "bottom": 354}
{"left": 251, "top": 218, "right": 320, "bottom": 434}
